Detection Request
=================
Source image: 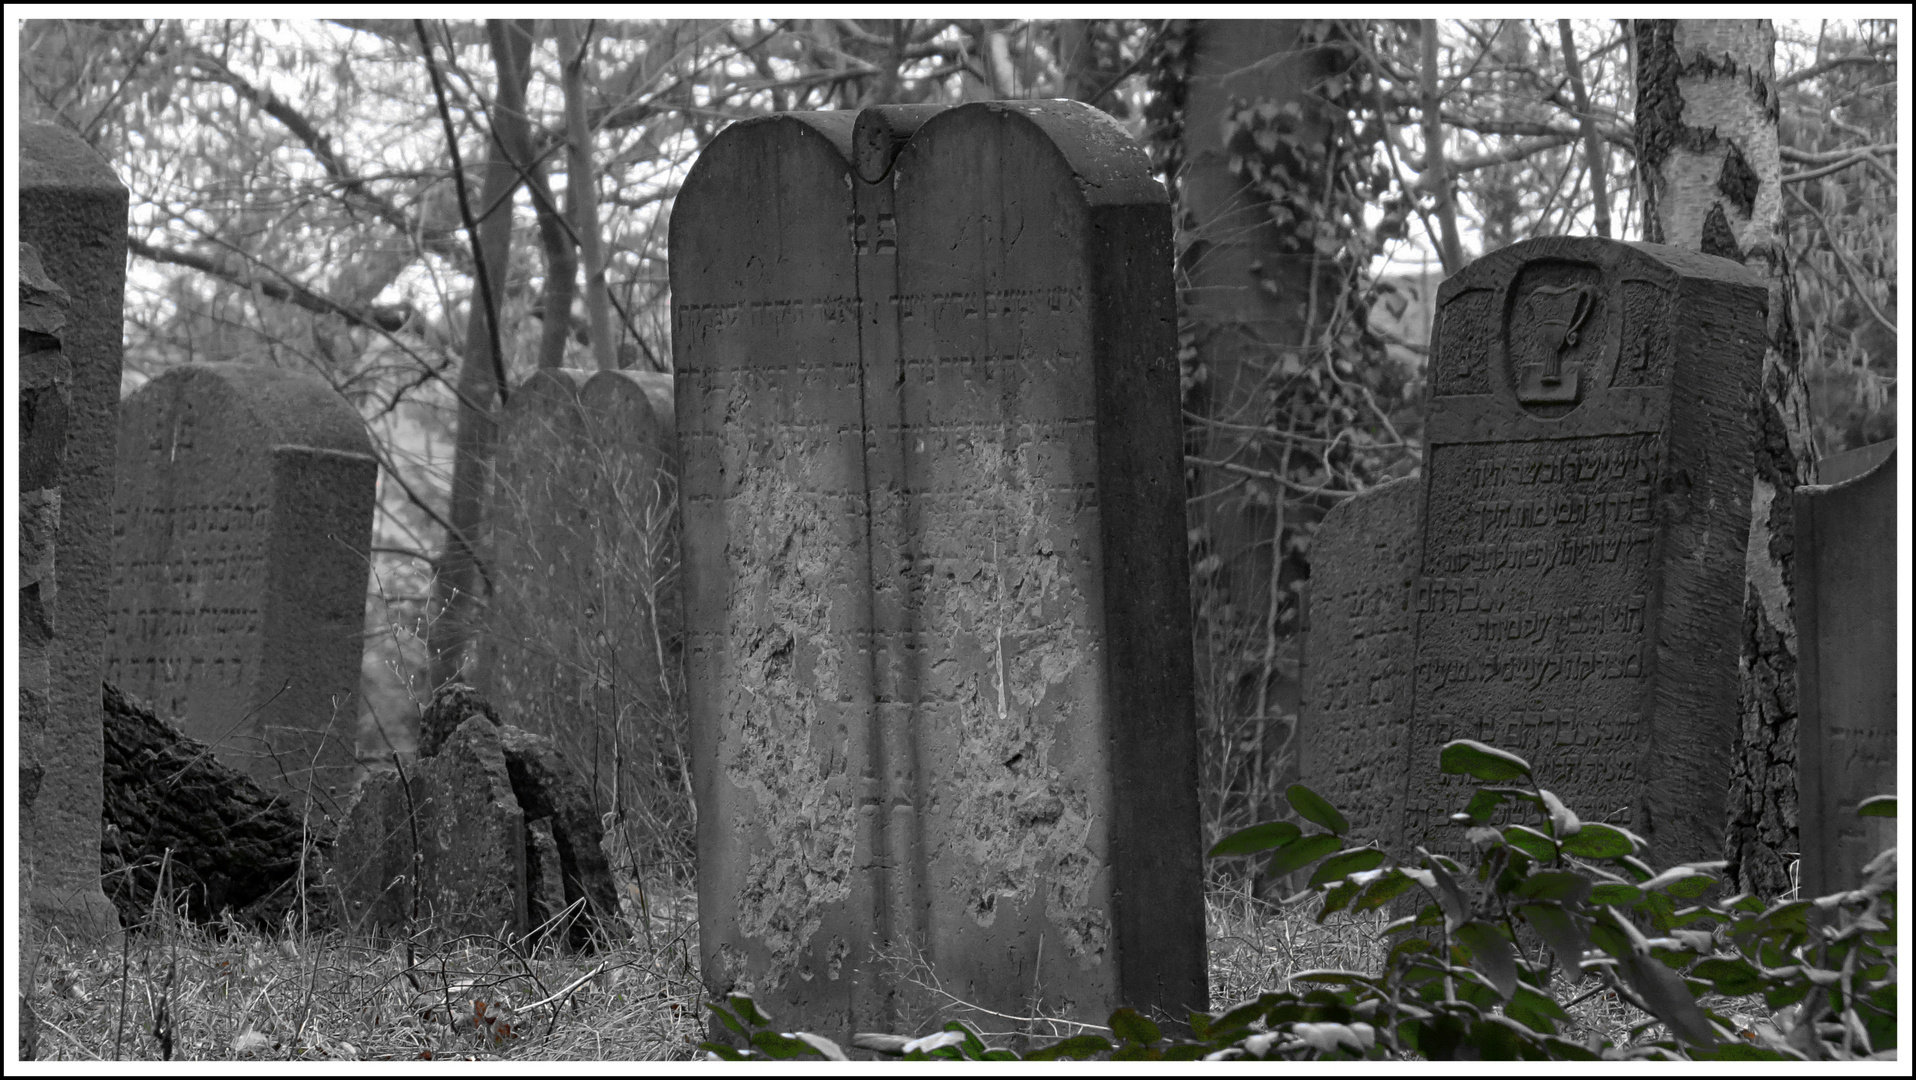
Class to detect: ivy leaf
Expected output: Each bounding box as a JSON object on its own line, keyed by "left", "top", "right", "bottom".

{"left": 1287, "top": 783, "right": 1351, "bottom": 836}
{"left": 1309, "top": 847, "right": 1388, "bottom": 888}
{"left": 1642, "top": 866, "right": 1718, "bottom": 900}
{"left": 1460, "top": 787, "right": 1510, "bottom": 826}
{"left": 1589, "top": 882, "right": 1643, "bottom": 905}
{"left": 1209, "top": 821, "right": 1302, "bottom": 858}
{"left": 749, "top": 1030, "right": 816, "bottom": 1058}
{"left": 1269, "top": 833, "right": 1344, "bottom": 879}
{"left": 1439, "top": 740, "right": 1532, "bottom": 782}
{"left": 789, "top": 1032, "right": 847, "bottom": 1060}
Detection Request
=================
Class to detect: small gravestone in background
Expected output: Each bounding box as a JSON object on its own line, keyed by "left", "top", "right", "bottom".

{"left": 1299, "top": 477, "right": 1422, "bottom": 847}
{"left": 1795, "top": 442, "right": 1897, "bottom": 896}
{"left": 673, "top": 101, "right": 1204, "bottom": 1043}
{"left": 104, "top": 362, "right": 377, "bottom": 810}
{"left": 21, "top": 123, "right": 128, "bottom": 942}
{"left": 1395, "top": 237, "right": 1766, "bottom": 865}
{"left": 479, "top": 366, "right": 685, "bottom": 872}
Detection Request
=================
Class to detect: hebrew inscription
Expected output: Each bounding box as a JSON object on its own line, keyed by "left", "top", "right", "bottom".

{"left": 105, "top": 363, "right": 376, "bottom": 806}
{"left": 1396, "top": 238, "right": 1765, "bottom": 866}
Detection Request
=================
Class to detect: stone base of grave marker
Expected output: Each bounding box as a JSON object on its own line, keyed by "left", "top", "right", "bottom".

{"left": 1795, "top": 444, "right": 1897, "bottom": 897}
{"left": 22, "top": 123, "right": 128, "bottom": 944}
{"left": 105, "top": 363, "right": 376, "bottom": 811}
{"left": 674, "top": 101, "right": 1204, "bottom": 1045}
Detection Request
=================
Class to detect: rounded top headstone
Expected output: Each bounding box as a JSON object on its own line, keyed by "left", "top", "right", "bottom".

{"left": 21, "top": 122, "right": 127, "bottom": 196}
{"left": 131, "top": 362, "right": 373, "bottom": 456}
{"left": 904, "top": 100, "right": 1167, "bottom": 208}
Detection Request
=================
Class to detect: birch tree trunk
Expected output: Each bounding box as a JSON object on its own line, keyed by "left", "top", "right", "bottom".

{"left": 1635, "top": 18, "right": 1817, "bottom": 898}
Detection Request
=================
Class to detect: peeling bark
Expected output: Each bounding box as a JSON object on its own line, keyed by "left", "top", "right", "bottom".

{"left": 1635, "top": 19, "right": 1816, "bottom": 898}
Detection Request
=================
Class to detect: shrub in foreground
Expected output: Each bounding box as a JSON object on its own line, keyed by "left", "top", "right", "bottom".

{"left": 701, "top": 738, "right": 1897, "bottom": 1062}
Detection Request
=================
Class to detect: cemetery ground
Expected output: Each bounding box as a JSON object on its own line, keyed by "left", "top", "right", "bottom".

{"left": 21, "top": 864, "right": 1796, "bottom": 1062}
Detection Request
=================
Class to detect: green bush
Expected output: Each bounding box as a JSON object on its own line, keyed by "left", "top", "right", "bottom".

{"left": 699, "top": 739, "right": 1897, "bottom": 1062}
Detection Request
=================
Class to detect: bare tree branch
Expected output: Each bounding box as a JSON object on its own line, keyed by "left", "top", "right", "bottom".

{"left": 127, "top": 236, "right": 415, "bottom": 332}
{"left": 1777, "top": 52, "right": 1892, "bottom": 89}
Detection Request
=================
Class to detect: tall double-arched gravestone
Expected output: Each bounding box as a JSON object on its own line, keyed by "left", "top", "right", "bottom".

{"left": 1397, "top": 238, "right": 1766, "bottom": 864}
{"left": 1795, "top": 442, "right": 1897, "bottom": 897}
{"left": 105, "top": 363, "right": 377, "bottom": 811}
{"left": 21, "top": 124, "right": 128, "bottom": 942}
{"left": 480, "top": 367, "right": 684, "bottom": 866}
{"left": 672, "top": 101, "right": 1204, "bottom": 1045}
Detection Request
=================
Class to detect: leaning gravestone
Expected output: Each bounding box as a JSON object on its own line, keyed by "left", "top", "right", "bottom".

{"left": 672, "top": 101, "right": 1205, "bottom": 1044}
{"left": 1299, "top": 477, "right": 1422, "bottom": 848}
{"left": 1395, "top": 237, "right": 1766, "bottom": 865}
{"left": 479, "top": 367, "right": 683, "bottom": 856}
{"left": 21, "top": 124, "right": 128, "bottom": 941}
{"left": 104, "top": 363, "right": 377, "bottom": 809}
{"left": 1794, "top": 443, "right": 1897, "bottom": 896}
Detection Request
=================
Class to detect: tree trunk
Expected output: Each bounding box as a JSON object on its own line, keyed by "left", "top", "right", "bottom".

{"left": 559, "top": 19, "right": 616, "bottom": 372}
{"left": 427, "top": 20, "right": 536, "bottom": 690}
{"left": 1635, "top": 19, "right": 1817, "bottom": 899}
{"left": 1147, "top": 20, "right": 1357, "bottom": 841}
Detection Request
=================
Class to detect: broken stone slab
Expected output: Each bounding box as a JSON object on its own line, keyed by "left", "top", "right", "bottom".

{"left": 336, "top": 684, "right": 619, "bottom": 947}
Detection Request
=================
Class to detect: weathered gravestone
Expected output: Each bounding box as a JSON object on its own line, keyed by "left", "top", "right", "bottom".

{"left": 20, "top": 124, "right": 128, "bottom": 941}
{"left": 1393, "top": 237, "right": 1766, "bottom": 865}
{"left": 480, "top": 367, "right": 684, "bottom": 862}
{"left": 672, "top": 101, "right": 1204, "bottom": 1043}
{"left": 1794, "top": 442, "right": 1897, "bottom": 897}
{"left": 104, "top": 363, "right": 377, "bottom": 809}
{"left": 334, "top": 685, "right": 620, "bottom": 947}
{"left": 1299, "top": 476, "right": 1423, "bottom": 847}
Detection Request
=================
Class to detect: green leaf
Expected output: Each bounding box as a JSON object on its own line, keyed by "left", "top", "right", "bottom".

{"left": 1503, "top": 824, "right": 1557, "bottom": 861}
{"left": 1318, "top": 878, "right": 1361, "bottom": 922}
{"left": 1617, "top": 855, "right": 1657, "bottom": 883}
{"left": 1614, "top": 951, "right": 1717, "bottom": 1048}
{"left": 1856, "top": 795, "right": 1895, "bottom": 818}
{"left": 1560, "top": 822, "right": 1640, "bottom": 859}
{"left": 1108, "top": 1008, "right": 1161, "bottom": 1046}
{"left": 705, "top": 1001, "right": 750, "bottom": 1039}
{"left": 1517, "top": 902, "right": 1589, "bottom": 970}
{"left": 698, "top": 1041, "right": 747, "bottom": 1060}
{"left": 1024, "top": 1034, "right": 1113, "bottom": 1060}
{"left": 1461, "top": 787, "right": 1510, "bottom": 826}
{"left": 1454, "top": 920, "right": 1518, "bottom": 1000}
{"left": 1309, "top": 847, "right": 1387, "bottom": 888}
{"left": 1269, "top": 832, "right": 1344, "bottom": 879}
{"left": 1419, "top": 848, "right": 1471, "bottom": 930}
{"left": 1691, "top": 957, "right": 1762, "bottom": 997}
{"left": 1691, "top": 1042, "right": 1795, "bottom": 1061}
{"left": 1590, "top": 882, "right": 1643, "bottom": 905}
{"left": 1514, "top": 870, "right": 1591, "bottom": 904}
{"left": 749, "top": 1030, "right": 817, "bottom": 1058}
{"left": 941, "top": 1020, "right": 988, "bottom": 1058}
{"left": 1642, "top": 866, "right": 1719, "bottom": 900}
{"left": 1351, "top": 868, "right": 1418, "bottom": 914}
{"left": 1538, "top": 788, "right": 1581, "bottom": 837}
{"left": 1287, "top": 783, "right": 1351, "bottom": 836}
{"left": 1439, "top": 739, "right": 1532, "bottom": 782}
{"left": 1754, "top": 898, "right": 1811, "bottom": 936}
{"left": 1209, "top": 820, "right": 1302, "bottom": 858}
{"left": 728, "top": 994, "right": 770, "bottom": 1028}
{"left": 1293, "top": 969, "right": 1378, "bottom": 987}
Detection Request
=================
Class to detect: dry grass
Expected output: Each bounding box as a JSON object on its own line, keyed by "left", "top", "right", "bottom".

{"left": 22, "top": 872, "right": 1787, "bottom": 1061}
